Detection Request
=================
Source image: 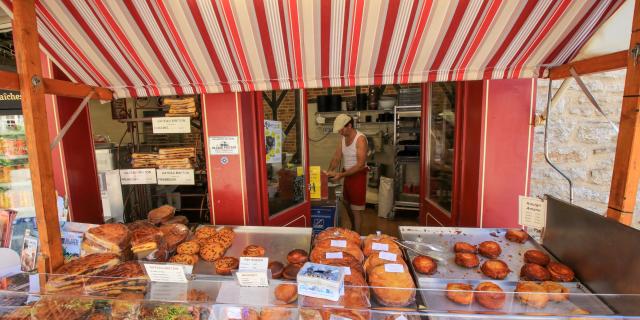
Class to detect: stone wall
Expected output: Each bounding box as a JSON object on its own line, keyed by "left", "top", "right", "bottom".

{"left": 530, "top": 69, "right": 640, "bottom": 229}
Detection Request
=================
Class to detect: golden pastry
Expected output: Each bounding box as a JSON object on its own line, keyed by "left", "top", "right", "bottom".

{"left": 412, "top": 255, "right": 437, "bottom": 275}
{"left": 481, "top": 259, "right": 510, "bottom": 279}
{"left": 215, "top": 257, "right": 239, "bottom": 275}
{"left": 547, "top": 262, "right": 575, "bottom": 282}
{"left": 455, "top": 252, "right": 480, "bottom": 268}
{"left": 242, "top": 245, "right": 266, "bottom": 257}
{"left": 505, "top": 229, "right": 528, "bottom": 243}
{"left": 541, "top": 281, "right": 569, "bottom": 302}
{"left": 453, "top": 242, "right": 477, "bottom": 253}
{"left": 367, "top": 263, "right": 416, "bottom": 307}
{"left": 516, "top": 281, "right": 549, "bottom": 309}
{"left": 176, "top": 241, "right": 200, "bottom": 255}
{"left": 520, "top": 263, "right": 551, "bottom": 281}
{"left": 475, "top": 282, "right": 506, "bottom": 310}
{"left": 445, "top": 283, "right": 474, "bottom": 305}
{"left": 199, "top": 242, "right": 226, "bottom": 262}
{"left": 524, "top": 249, "right": 550, "bottom": 266}
{"left": 478, "top": 241, "right": 502, "bottom": 259}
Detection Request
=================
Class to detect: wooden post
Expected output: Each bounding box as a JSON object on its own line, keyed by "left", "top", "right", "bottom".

{"left": 13, "top": 0, "right": 64, "bottom": 272}
{"left": 606, "top": 0, "right": 640, "bottom": 225}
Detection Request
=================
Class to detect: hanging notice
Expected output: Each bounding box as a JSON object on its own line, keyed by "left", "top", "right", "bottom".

{"left": 120, "top": 169, "right": 157, "bottom": 185}
{"left": 518, "top": 196, "right": 547, "bottom": 228}
{"left": 157, "top": 169, "right": 195, "bottom": 185}
{"left": 152, "top": 117, "right": 191, "bottom": 134}
{"left": 264, "top": 120, "right": 282, "bottom": 164}
{"left": 310, "top": 166, "right": 321, "bottom": 199}
{"left": 208, "top": 136, "right": 239, "bottom": 155}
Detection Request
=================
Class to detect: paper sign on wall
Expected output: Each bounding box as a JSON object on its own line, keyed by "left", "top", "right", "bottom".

{"left": 310, "top": 166, "right": 321, "bottom": 199}
{"left": 157, "top": 169, "right": 195, "bottom": 185}
{"left": 152, "top": 117, "right": 191, "bottom": 134}
{"left": 120, "top": 169, "right": 157, "bottom": 185}
{"left": 264, "top": 120, "right": 282, "bottom": 164}
{"left": 209, "top": 136, "right": 239, "bottom": 155}
{"left": 518, "top": 196, "right": 547, "bottom": 228}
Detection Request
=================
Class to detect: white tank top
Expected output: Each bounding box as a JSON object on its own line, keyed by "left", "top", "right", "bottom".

{"left": 342, "top": 131, "right": 366, "bottom": 170}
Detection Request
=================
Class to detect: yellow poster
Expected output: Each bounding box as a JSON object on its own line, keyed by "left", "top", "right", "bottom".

{"left": 296, "top": 166, "right": 304, "bottom": 176}
{"left": 310, "top": 166, "right": 321, "bottom": 199}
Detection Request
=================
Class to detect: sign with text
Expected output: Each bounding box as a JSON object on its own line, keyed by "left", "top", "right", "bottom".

{"left": 236, "top": 257, "right": 269, "bottom": 287}
{"left": 143, "top": 263, "right": 188, "bottom": 283}
{"left": 120, "top": 169, "right": 157, "bottom": 185}
{"left": 149, "top": 282, "right": 188, "bottom": 301}
{"left": 152, "top": 117, "right": 191, "bottom": 134}
{"left": 209, "top": 136, "right": 239, "bottom": 155}
{"left": 157, "top": 169, "right": 195, "bottom": 185}
{"left": 518, "top": 196, "right": 547, "bottom": 228}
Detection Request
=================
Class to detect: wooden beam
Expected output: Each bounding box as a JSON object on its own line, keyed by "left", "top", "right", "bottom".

{"left": 0, "top": 70, "right": 113, "bottom": 100}
{"left": 606, "top": 0, "right": 640, "bottom": 225}
{"left": 13, "top": 0, "right": 64, "bottom": 272}
{"left": 548, "top": 51, "right": 627, "bottom": 79}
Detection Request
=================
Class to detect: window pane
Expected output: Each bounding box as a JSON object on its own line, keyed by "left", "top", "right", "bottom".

{"left": 263, "top": 90, "right": 306, "bottom": 216}
{"left": 427, "top": 83, "right": 455, "bottom": 214}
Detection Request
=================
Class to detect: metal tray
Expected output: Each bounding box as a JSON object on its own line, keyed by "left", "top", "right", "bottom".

{"left": 191, "top": 226, "right": 312, "bottom": 277}
{"left": 417, "top": 278, "right": 613, "bottom": 316}
{"left": 398, "top": 227, "right": 559, "bottom": 282}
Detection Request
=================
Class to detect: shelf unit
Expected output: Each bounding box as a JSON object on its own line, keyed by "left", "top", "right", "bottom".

{"left": 392, "top": 105, "right": 421, "bottom": 215}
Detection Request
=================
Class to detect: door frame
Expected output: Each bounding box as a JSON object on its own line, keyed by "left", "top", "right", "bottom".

{"left": 255, "top": 90, "right": 311, "bottom": 227}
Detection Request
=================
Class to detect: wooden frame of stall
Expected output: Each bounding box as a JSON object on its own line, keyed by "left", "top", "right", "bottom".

{"left": 0, "top": 0, "right": 638, "bottom": 273}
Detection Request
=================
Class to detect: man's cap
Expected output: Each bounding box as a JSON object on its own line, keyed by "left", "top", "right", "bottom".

{"left": 333, "top": 114, "right": 352, "bottom": 133}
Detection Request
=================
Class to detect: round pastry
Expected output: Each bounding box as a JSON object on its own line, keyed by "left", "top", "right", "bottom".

{"left": 478, "top": 241, "right": 502, "bottom": 259}
{"left": 505, "top": 229, "right": 529, "bottom": 243}
{"left": 547, "top": 262, "right": 575, "bottom": 282}
{"left": 367, "top": 263, "right": 416, "bottom": 307}
{"left": 524, "top": 249, "right": 550, "bottom": 266}
{"left": 344, "top": 268, "right": 367, "bottom": 288}
{"left": 274, "top": 283, "right": 298, "bottom": 304}
{"left": 199, "top": 242, "right": 226, "bottom": 262}
{"left": 445, "top": 283, "right": 474, "bottom": 305}
{"left": 520, "top": 263, "right": 551, "bottom": 281}
{"left": 169, "top": 254, "right": 198, "bottom": 265}
{"left": 480, "top": 259, "right": 510, "bottom": 279}
{"left": 268, "top": 261, "right": 284, "bottom": 279}
{"left": 453, "top": 242, "right": 477, "bottom": 254}
{"left": 362, "top": 234, "right": 403, "bottom": 257}
{"left": 315, "top": 227, "right": 361, "bottom": 246}
{"left": 455, "top": 253, "right": 480, "bottom": 268}
{"left": 412, "top": 255, "right": 438, "bottom": 275}
{"left": 176, "top": 241, "right": 200, "bottom": 255}
{"left": 283, "top": 263, "right": 301, "bottom": 280}
{"left": 242, "top": 245, "right": 265, "bottom": 257}
{"left": 260, "top": 307, "right": 292, "bottom": 320}
{"left": 541, "top": 281, "right": 569, "bottom": 302}
{"left": 340, "top": 285, "right": 370, "bottom": 310}
{"left": 194, "top": 226, "right": 217, "bottom": 239}
{"left": 364, "top": 251, "right": 404, "bottom": 273}
{"left": 475, "top": 282, "right": 506, "bottom": 310}
{"left": 311, "top": 238, "right": 364, "bottom": 263}
{"left": 315, "top": 251, "right": 366, "bottom": 277}
{"left": 215, "top": 257, "right": 239, "bottom": 275}
{"left": 212, "top": 227, "right": 235, "bottom": 249}
{"left": 516, "top": 281, "right": 549, "bottom": 309}
{"left": 287, "top": 249, "right": 309, "bottom": 265}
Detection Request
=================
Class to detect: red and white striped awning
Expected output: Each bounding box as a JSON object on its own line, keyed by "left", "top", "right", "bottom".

{"left": 0, "top": 0, "right": 624, "bottom": 98}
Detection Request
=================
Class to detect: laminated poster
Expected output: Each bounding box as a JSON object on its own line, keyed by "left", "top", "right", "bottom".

{"left": 310, "top": 166, "right": 321, "bottom": 199}
{"left": 264, "top": 120, "right": 282, "bottom": 164}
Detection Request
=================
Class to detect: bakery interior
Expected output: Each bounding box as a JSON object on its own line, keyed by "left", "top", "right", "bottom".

{"left": 0, "top": 0, "right": 639, "bottom": 319}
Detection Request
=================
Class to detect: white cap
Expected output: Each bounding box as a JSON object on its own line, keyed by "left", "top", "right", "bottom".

{"left": 333, "top": 114, "right": 352, "bottom": 133}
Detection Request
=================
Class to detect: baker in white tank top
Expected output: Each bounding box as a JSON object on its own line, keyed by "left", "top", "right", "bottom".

{"left": 327, "top": 114, "right": 368, "bottom": 234}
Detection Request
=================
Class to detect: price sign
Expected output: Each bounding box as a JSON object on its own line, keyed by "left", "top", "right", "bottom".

{"left": 152, "top": 117, "right": 191, "bottom": 134}
{"left": 384, "top": 264, "right": 404, "bottom": 273}
{"left": 518, "top": 196, "right": 547, "bottom": 228}
{"left": 209, "top": 136, "right": 239, "bottom": 155}
{"left": 372, "top": 242, "right": 389, "bottom": 251}
{"left": 157, "top": 169, "right": 195, "bottom": 185}
{"left": 149, "top": 282, "right": 188, "bottom": 301}
{"left": 236, "top": 257, "right": 269, "bottom": 287}
{"left": 379, "top": 251, "right": 397, "bottom": 261}
{"left": 143, "top": 263, "right": 187, "bottom": 283}
{"left": 120, "top": 169, "right": 157, "bottom": 185}
{"left": 330, "top": 240, "right": 347, "bottom": 248}
{"left": 325, "top": 252, "right": 343, "bottom": 259}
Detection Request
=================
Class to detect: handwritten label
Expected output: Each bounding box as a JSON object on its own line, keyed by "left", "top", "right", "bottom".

{"left": 379, "top": 251, "right": 397, "bottom": 261}
{"left": 330, "top": 240, "right": 347, "bottom": 248}
{"left": 143, "top": 263, "right": 187, "bottom": 283}
{"left": 518, "top": 196, "right": 547, "bottom": 228}
{"left": 235, "top": 271, "right": 269, "bottom": 287}
{"left": 120, "top": 169, "right": 157, "bottom": 185}
{"left": 372, "top": 242, "right": 389, "bottom": 251}
{"left": 157, "top": 169, "right": 195, "bottom": 185}
{"left": 152, "top": 117, "right": 191, "bottom": 134}
{"left": 239, "top": 257, "right": 269, "bottom": 271}
{"left": 343, "top": 267, "right": 351, "bottom": 275}
{"left": 209, "top": 136, "right": 239, "bottom": 155}
{"left": 149, "top": 282, "right": 188, "bottom": 301}
{"left": 226, "top": 307, "right": 242, "bottom": 319}
{"left": 384, "top": 264, "right": 404, "bottom": 273}
{"left": 326, "top": 252, "right": 343, "bottom": 259}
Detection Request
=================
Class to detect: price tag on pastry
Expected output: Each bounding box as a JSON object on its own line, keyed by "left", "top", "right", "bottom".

{"left": 120, "top": 169, "right": 157, "bottom": 185}
{"left": 372, "top": 242, "right": 389, "bottom": 251}
{"left": 143, "top": 263, "right": 188, "bottom": 283}
{"left": 342, "top": 267, "right": 351, "bottom": 275}
{"left": 330, "top": 239, "right": 347, "bottom": 248}
{"left": 156, "top": 169, "right": 195, "bottom": 185}
{"left": 152, "top": 117, "right": 191, "bottom": 133}
{"left": 384, "top": 263, "right": 405, "bottom": 273}
{"left": 236, "top": 257, "right": 269, "bottom": 287}
{"left": 330, "top": 315, "right": 352, "bottom": 320}
{"left": 518, "top": 195, "right": 547, "bottom": 228}
{"left": 326, "top": 252, "right": 343, "bottom": 259}
{"left": 379, "top": 251, "right": 397, "bottom": 261}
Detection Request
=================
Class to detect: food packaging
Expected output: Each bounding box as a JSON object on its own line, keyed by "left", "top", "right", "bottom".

{"left": 297, "top": 262, "right": 345, "bottom": 302}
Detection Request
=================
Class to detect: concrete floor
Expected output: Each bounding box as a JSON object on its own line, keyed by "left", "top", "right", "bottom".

{"left": 337, "top": 205, "right": 421, "bottom": 238}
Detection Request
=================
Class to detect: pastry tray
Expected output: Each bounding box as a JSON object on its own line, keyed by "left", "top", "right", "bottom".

{"left": 398, "top": 227, "right": 559, "bottom": 282}
{"left": 191, "top": 225, "right": 312, "bottom": 278}
{"left": 416, "top": 278, "right": 614, "bottom": 317}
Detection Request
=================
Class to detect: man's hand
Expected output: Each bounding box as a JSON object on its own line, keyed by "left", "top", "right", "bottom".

{"left": 327, "top": 171, "right": 343, "bottom": 181}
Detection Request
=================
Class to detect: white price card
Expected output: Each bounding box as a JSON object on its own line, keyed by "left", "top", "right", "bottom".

{"left": 235, "top": 271, "right": 269, "bottom": 287}
{"left": 330, "top": 239, "right": 347, "bottom": 248}
{"left": 143, "top": 263, "right": 187, "bottom": 283}
{"left": 209, "top": 136, "right": 239, "bottom": 155}
{"left": 149, "top": 282, "right": 188, "bottom": 301}
{"left": 343, "top": 267, "right": 351, "bottom": 275}
{"left": 384, "top": 264, "right": 404, "bottom": 273}
{"left": 226, "top": 307, "right": 243, "bottom": 319}
{"left": 379, "top": 251, "right": 397, "bottom": 261}
{"left": 326, "top": 252, "right": 343, "bottom": 259}
{"left": 372, "top": 242, "right": 389, "bottom": 251}
{"left": 157, "top": 169, "right": 195, "bottom": 185}
{"left": 395, "top": 316, "right": 408, "bottom": 320}
{"left": 239, "top": 257, "right": 269, "bottom": 271}
{"left": 518, "top": 196, "right": 547, "bottom": 228}
{"left": 330, "top": 315, "right": 351, "bottom": 320}
{"left": 120, "top": 169, "right": 157, "bottom": 185}
{"left": 152, "top": 117, "right": 191, "bottom": 134}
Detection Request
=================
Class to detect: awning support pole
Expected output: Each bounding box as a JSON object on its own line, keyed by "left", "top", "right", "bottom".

{"left": 13, "top": 0, "right": 64, "bottom": 272}
{"left": 569, "top": 68, "right": 619, "bottom": 133}
{"left": 544, "top": 79, "right": 573, "bottom": 203}
{"left": 50, "top": 91, "right": 93, "bottom": 150}
{"left": 606, "top": 0, "right": 640, "bottom": 226}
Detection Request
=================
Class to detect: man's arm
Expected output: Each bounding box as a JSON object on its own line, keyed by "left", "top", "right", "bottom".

{"left": 327, "top": 139, "right": 342, "bottom": 172}
{"left": 333, "top": 136, "right": 367, "bottom": 179}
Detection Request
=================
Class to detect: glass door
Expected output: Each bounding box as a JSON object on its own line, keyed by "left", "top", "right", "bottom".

{"left": 257, "top": 90, "right": 310, "bottom": 226}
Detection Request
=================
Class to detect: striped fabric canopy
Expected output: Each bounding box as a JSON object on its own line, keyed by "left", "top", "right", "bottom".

{"left": 0, "top": 0, "right": 623, "bottom": 98}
